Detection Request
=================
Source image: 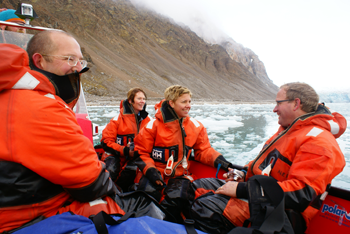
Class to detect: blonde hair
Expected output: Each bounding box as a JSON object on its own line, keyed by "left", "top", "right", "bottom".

{"left": 164, "top": 85, "right": 192, "bottom": 102}
{"left": 280, "top": 82, "right": 319, "bottom": 113}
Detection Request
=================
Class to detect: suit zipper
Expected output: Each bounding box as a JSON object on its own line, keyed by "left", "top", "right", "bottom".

{"left": 131, "top": 105, "right": 140, "bottom": 134}
{"left": 170, "top": 118, "right": 186, "bottom": 177}
{"left": 249, "top": 116, "right": 303, "bottom": 175}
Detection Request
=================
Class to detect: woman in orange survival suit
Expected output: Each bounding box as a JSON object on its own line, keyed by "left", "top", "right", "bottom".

{"left": 100, "top": 87, "right": 151, "bottom": 191}
{"left": 134, "top": 85, "right": 233, "bottom": 222}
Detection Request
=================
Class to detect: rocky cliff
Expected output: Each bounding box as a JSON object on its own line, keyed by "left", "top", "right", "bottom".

{"left": 3, "top": 0, "right": 278, "bottom": 103}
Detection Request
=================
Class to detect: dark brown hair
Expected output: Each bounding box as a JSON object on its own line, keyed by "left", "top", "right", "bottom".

{"left": 127, "top": 87, "right": 147, "bottom": 103}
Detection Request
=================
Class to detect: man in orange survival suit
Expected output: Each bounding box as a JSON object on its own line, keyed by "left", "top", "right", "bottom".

{"left": 191, "top": 82, "right": 346, "bottom": 234}
{"left": 0, "top": 31, "right": 163, "bottom": 233}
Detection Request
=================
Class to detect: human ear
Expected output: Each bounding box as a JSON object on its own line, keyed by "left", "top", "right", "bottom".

{"left": 32, "top": 53, "right": 45, "bottom": 69}
{"left": 169, "top": 100, "right": 175, "bottom": 108}
{"left": 293, "top": 98, "right": 301, "bottom": 111}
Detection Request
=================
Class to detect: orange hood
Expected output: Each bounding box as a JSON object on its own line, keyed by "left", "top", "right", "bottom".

{"left": 0, "top": 43, "right": 55, "bottom": 95}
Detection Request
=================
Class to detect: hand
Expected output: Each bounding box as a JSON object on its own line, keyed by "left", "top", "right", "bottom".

{"left": 145, "top": 167, "right": 165, "bottom": 188}
{"left": 223, "top": 168, "right": 245, "bottom": 182}
{"left": 215, "top": 181, "right": 238, "bottom": 197}
{"left": 214, "top": 155, "right": 233, "bottom": 171}
{"left": 155, "top": 180, "right": 164, "bottom": 186}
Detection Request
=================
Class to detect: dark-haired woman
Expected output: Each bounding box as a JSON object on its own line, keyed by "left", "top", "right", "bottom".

{"left": 101, "top": 87, "right": 151, "bottom": 191}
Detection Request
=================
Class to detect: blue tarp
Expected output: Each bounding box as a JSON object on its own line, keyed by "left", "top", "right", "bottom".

{"left": 13, "top": 212, "right": 206, "bottom": 234}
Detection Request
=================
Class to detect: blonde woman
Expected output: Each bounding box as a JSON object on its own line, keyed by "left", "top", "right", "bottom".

{"left": 134, "top": 85, "right": 232, "bottom": 222}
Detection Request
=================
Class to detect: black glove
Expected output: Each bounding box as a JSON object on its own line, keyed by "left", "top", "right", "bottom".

{"left": 145, "top": 167, "right": 166, "bottom": 189}
{"left": 123, "top": 146, "right": 130, "bottom": 159}
{"left": 100, "top": 141, "right": 122, "bottom": 158}
{"left": 132, "top": 150, "right": 140, "bottom": 159}
{"left": 214, "top": 155, "right": 233, "bottom": 171}
{"left": 104, "top": 155, "right": 121, "bottom": 182}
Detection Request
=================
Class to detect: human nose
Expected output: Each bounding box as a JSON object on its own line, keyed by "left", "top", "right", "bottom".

{"left": 273, "top": 105, "right": 278, "bottom": 113}
{"left": 72, "top": 62, "right": 83, "bottom": 73}
{"left": 17, "top": 28, "right": 25, "bottom": 33}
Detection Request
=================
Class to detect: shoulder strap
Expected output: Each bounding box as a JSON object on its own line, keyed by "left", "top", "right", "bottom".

{"left": 92, "top": 211, "right": 135, "bottom": 234}
{"left": 254, "top": 176, "right": 286, "bottom": 233}
{"left": 93, "top": 211, "right": 199, "bottom": 234}
{"left": 227, "top": 226, "right": 261, "bottom": 234}
{"left": 184, "top": 219, "right": 198, "bottom": 234}
{"left": 228, "top": 175, "right": 294, "bottom": 234}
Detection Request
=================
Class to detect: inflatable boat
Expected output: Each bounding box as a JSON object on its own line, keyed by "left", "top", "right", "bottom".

{"left": 1, "top": 5, "right": 349, "bottom": 234}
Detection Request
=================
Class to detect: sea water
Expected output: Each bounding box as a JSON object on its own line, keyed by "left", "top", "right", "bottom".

{"left": 88, "top": 103, "right": 350, "bottom": 190}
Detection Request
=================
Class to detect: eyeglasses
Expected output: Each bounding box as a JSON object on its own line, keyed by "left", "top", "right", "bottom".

{"left": 42, "top": 55, "right": 87, "bottom": 68}
{"left": 276, "top": 99, "right": 294, "bottom": 105}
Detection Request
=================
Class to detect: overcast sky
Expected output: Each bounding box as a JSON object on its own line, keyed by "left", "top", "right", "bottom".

{"left": 130, "top": 0, "right": 350, "bottom": 92}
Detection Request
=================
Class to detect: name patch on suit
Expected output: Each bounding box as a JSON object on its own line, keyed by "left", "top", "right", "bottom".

{"left": 116, "top": 136, "right": 123, "bottom": 145}
{"left": 151, "top": 148, "right": 166, "bottom": 163}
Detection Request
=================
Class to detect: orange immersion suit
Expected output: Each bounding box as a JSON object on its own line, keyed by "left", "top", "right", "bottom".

{"left": 0, "top": 44, "right": 123, "bottom": 233}
{"left": 225, "top": 104, "right": 347, "bottom": 227}
{"left": 134, "top": 99, "right": 222, "bottom": 184}
{"left": 101, "top": 99, "right": 151, "bottom": 168}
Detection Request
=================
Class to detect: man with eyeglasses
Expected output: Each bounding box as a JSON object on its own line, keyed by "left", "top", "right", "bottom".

{"left": 190, "top": 82, "right": 346, "bottom": 234}
{"left": 0, "top": 30, "right": 166, "bottom": 233}
{"left": 26, "top": 30, "right": 88, "bottom": 109}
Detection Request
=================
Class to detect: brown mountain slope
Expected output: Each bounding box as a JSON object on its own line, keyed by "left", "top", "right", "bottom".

{"left": 3, "top": 0, "right": 278, "bottom": 103}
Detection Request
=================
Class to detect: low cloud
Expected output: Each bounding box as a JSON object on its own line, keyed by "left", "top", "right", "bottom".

{"left": 129, "top": 0, "right": 229, "bottom": 44}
